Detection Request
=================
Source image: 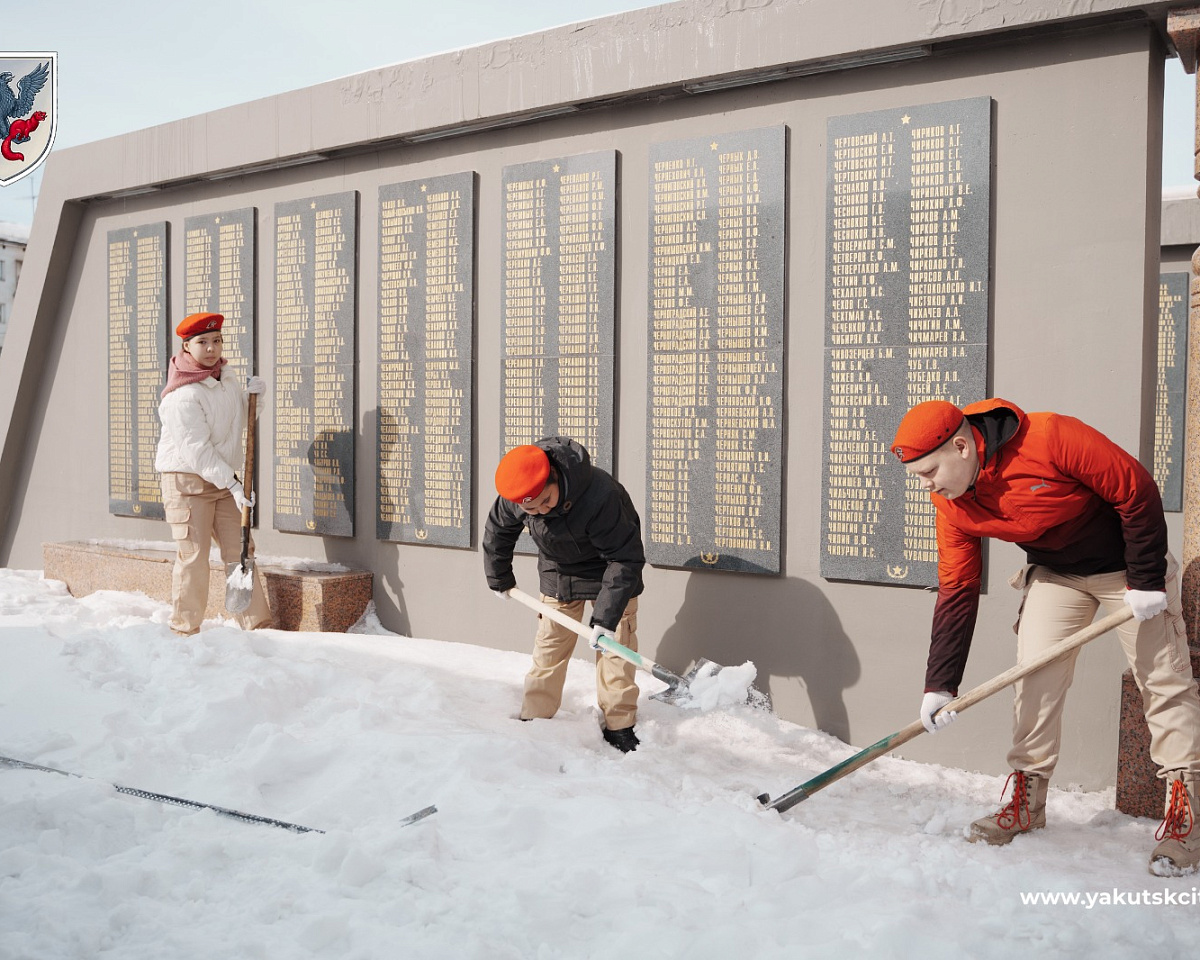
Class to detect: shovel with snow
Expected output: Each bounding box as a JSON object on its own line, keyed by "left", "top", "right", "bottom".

{"left": 225, "top": 392, "right": 257, "bottom": 613}
{"left": 506, "top": 586, "right": 726, "bottom": 706}
{"left": 757, "top": 606, "right": 1134, "bottom": 813}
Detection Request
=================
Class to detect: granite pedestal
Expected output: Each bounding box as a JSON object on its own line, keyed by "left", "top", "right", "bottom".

{"left": 1116, "top": 649, "right": 1200, "bottom": 820}
{"left": 43, "top": 541, "right": 372, "bottom": 633}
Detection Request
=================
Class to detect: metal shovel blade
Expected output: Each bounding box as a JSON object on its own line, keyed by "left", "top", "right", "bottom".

{"left": 224, "top": 559, "right": 255, "bottom": 613}
{"left": 649, "top": 657, "right": 721, "bottom": 705}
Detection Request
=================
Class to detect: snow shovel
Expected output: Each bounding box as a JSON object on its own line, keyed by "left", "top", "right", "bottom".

{"left": 758, "top": 605, "right": 1135, "bottom": 813}
{"left": 225, "top": 392, "right": 257, "bottom": 613}
{"left": 506, "top": 586, "right": 723, "bottom": 706}
{"left": 0, "top": 754, "right": 437, "bottom": 834}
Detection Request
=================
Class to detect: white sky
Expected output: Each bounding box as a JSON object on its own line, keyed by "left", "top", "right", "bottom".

{"left": 0, "top": 1, "right": 1197, "bottom": 227}
{"left": 0, "top": 0, "right": 660, "bottom": 226}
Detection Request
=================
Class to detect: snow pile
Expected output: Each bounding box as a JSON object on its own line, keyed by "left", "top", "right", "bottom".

{"left": 345, "top": 600, "right": 395, "bottom": 636}
{"left": 224, "top": 563, "right": 255, "bottom": 591}
{"left": 256, "top": 555, "right": 351, "bottom": 573}
{"left": 0, "top": 569, "right": 1195, "bottom": 959}
{"left": 679, "top": 659, "right": 764, "bottom": 711}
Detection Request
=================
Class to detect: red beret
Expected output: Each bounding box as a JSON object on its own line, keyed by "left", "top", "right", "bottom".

{"left": 496, "top": 445, "right": 550, "bottom": 503}
{"left": 176, "top": 312, "right": 224, "bottom": 340}
{"left": 891, "top": 400, "right": 965, "bottom": 463}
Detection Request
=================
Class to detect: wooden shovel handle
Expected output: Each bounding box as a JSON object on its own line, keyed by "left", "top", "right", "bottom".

{"left": 241, "top": 391, "right": 256, "bottom": 527}
{"left": 506, "top": 587, "right": 681, "bottom": 682}
{"left": 764, "top": 605, "right": 1135, "bottom": 813}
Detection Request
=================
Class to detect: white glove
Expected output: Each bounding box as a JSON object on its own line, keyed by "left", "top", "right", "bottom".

{"left": 492, "top": 589, "right": 509, "bottom": 601}
{"left": 589, "top": 623, "right": 613, "bottom": 653}
{"left": 247, "top": 376, "right": 267, "bottom": 395}
{"left": 1124, "top": 589, "right": 1168, "bottom": 622}
{"left": 920, "top": 691, "right": 958, "bottom": 734}
{"left": 229, "top": 480, "right": 255, "bottom": 512}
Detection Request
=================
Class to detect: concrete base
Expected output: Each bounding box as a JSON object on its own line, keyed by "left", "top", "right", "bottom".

{"left": 1116, "top": 650, "right": 1200, "bottom": 820}
{"left": 42, "top": 541, "right": 372, "bottom": 633}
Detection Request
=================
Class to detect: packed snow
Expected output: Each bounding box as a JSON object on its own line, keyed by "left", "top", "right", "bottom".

{"left": 224, "top": 564, "right": 256, "bottom": 593}
{"left": 0, "top": 568, "right": 1196, "bottom": 959}
{"left": 677, "top": 659, "right": 764, "bottom": 712}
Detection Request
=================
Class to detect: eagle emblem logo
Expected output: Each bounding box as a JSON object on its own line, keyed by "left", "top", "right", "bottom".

{"left": 0, "top": 53, "right": 56, "bottom": 187}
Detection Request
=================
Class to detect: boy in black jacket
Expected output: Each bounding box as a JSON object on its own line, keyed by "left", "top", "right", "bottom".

{"left": 484, "top": 438, "right": 645, "bottom": 752}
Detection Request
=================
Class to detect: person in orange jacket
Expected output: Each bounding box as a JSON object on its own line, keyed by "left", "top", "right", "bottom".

{"left": 892, "top": 398, "right": 1200, "bottom": 875}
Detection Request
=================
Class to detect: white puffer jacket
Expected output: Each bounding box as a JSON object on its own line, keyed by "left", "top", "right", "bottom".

{"left": 155, "top": 374, "right": 255, "bottom": 489}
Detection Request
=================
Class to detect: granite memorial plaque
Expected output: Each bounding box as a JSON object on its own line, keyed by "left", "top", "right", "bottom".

{"left": 500, "top": 151, "right": 616, "bottom": 470}
{"left": 1154, "top": 271, "right": 1188, "bottom": 512}
{"left": 377, "top": 172, "right": 475, "bottom": 546}
{"left": 273, "top": 192, "right": 357, "bottom": 537}
{"left": 820, "top": 97, "right": 992, "bottom": 587}
{"left": 183, "top": 208, "right": 256, "bottom": 382}
{"left": 645, "top": 125, "right": 786, "bottom": 574}
{"left": 108, "top": 222, "right": 169, "bottom": 520}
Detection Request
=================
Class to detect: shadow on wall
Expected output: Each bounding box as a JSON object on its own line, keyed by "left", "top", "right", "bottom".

{"left": 655, "top": 572, "right": 860, "bottom": 743}
{"left": 328, "top": 407, "right": 409, "bottom": 636}
{"left": 307, "top": 429, "right": 355, "bottom": 531}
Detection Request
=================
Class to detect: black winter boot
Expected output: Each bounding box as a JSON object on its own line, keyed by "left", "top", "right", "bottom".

{"left": 602, "top": 726, "right": 639, "bottom": 753}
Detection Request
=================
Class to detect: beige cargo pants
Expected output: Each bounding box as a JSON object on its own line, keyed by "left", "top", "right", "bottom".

{"left": 1009, "top": 554, "right": 1200, "bottom": 779}
{"left": 161, "top": 473, "right": 273, "bottom": 635}
{"left": 521, "top": 595, "right": 640, "bottom": 731}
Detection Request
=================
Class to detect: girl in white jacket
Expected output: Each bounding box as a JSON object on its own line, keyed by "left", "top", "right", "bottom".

{"left": 156, "top": 312, "right": 273, "bottom": 635}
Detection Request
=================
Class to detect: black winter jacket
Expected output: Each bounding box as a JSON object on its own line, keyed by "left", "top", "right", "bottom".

{"left": 483, "top": 437, "right": 645, "bottom": 629}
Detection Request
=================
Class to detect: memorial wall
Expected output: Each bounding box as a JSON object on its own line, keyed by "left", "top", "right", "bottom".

{"left": 100, "top": 93, "right": 1114, "bottom": 595}
{"left": 7, "top": 3, "right": 1171, "bottom": 788}
{"left": 91, "top": 45, "right": 1150, "bottom": 613}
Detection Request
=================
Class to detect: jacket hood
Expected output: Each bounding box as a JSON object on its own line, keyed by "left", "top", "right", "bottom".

{"left": 536, "top": 436, "right": 593, "bottom": 513}
{"left": 963, "top": 398, "right": 1025, "bottom": 466}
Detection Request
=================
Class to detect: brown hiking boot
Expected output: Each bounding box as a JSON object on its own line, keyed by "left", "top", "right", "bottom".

{"left": 1149, "top": 772, "right": 1200, "bottom": 876}
{"left": 968, "top": 771, "right": 1048, "bottom": 845}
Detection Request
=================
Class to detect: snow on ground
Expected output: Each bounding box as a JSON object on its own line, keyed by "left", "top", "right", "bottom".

{"left": 0, "top": 569, "right": 1196, "bottom": 959}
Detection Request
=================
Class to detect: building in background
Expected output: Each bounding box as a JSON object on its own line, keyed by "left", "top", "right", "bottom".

{"left": 0, "top": 221, "right": 29, "bottom": 353}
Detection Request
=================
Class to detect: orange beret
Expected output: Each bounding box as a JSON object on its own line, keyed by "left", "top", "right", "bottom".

{"left": 176, "top": 312, "right": 224, "bottom": 340}
{"left": 891, "top": 400, "right": 965, "bottom": 463}
{"left": 495, "top": 445, "right": 550, "bottom": 503}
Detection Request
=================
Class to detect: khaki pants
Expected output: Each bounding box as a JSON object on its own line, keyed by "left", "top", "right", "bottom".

{"left": 161, "top": 473, "right": 273, "bottom": 634}
{"left": 521, "top": 595, "right": 640, "bottom": 731}
{"left": 1009, "top": 555, "right": 1200, "bottom": 779}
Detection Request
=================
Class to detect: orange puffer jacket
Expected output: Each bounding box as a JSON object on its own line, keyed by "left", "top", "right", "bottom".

{"left": 927, "top": 398, "right": 1167, "bottom": 694}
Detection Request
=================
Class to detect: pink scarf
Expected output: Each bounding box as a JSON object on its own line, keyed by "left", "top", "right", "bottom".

{"left": 161, "top": 352, "right": 227, "bottom": 398}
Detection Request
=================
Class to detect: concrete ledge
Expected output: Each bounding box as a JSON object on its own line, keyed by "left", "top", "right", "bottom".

{"left": 42, "top": 541, "right": 372, "bottom": 633}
